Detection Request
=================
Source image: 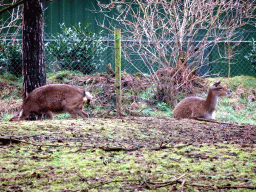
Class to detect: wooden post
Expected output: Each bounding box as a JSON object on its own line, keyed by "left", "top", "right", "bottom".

{"left": 114, "top": 28, "right": 122, "bottom": 116}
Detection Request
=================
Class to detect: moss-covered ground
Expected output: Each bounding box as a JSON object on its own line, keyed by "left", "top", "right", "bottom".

{"left": 1, "top": 117, "right": 255, "bottom": 191}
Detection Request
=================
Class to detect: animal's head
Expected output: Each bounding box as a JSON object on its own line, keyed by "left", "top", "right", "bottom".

{"left": 210, "top": 81, "right": 232, "bottom": 97}
{"left": 9, "top": 110, "right": 24, "bottom": 121}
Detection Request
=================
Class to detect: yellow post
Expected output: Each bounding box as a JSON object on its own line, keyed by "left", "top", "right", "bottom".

{"left": 114, "top": 28, "right": 122, "bottom": 116}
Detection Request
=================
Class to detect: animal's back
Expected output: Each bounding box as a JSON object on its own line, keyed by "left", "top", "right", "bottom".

{"left": 10, "top": 84, "right": 92, "bottom": 121}
{"left": 173, "top": 96, "right": 206, "bottom": 118}
{"left": 23, "top": 84, "right": 84, "bottom": 113}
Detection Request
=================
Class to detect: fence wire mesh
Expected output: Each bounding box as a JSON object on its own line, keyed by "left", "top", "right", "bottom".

{"left": 0, "top": 32, "right": 256, "bottom": 124}
{"left": 1, "top": 32, "right": 256, "bottom": 77}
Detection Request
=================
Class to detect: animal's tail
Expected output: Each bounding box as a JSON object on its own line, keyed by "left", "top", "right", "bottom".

{"left": 83, "top": 91, "right": 93, "bottom": 104}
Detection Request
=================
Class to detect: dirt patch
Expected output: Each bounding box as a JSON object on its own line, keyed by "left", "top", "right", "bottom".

{"left": 0, "top": 81, "right": 9, "bottom": 91}
{"left": 2, "top": 117, "right": 255, "bottom": 147}
{"left": 126, "top": 117, "right": 256, "bottom": 145}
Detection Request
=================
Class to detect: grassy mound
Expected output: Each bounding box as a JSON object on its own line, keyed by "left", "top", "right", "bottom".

{"left": 1, "top": 72, "right": 255, "bottom": 124}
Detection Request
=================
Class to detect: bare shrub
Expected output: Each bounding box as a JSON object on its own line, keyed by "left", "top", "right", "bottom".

{"left": 97, "top": 0, "right": 256, "bottom": 106}
{"left": 153, "top": 61, "right": 206, "bottom": 107}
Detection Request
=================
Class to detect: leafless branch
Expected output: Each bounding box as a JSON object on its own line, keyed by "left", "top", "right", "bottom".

{"left": 0, "top": 0, "right": 22, "bottom": 40}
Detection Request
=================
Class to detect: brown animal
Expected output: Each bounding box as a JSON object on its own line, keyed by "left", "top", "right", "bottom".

{"left": 10, "top": 84, "right": 93, "bottom": 121}
{"left": 173, "top": 81, "right": 232, "bottom": 119}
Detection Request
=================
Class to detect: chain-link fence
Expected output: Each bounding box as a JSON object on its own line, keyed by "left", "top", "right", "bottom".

{"left": 94, "top": 38, "right": 256, "bottom": 77}
{"left": 1, "top": 32, "right": 256, "bottom": 78}
{"left": 45, "top": 30, "right": 256, "bottom": 78}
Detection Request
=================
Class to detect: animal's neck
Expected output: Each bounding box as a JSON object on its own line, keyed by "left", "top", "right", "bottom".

{"left": 205, "top": 90, "right": 218, "bottom": 113}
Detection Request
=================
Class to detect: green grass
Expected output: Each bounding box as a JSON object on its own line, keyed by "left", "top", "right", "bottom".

{"left": 0, "top": 73, "right": 19, "bottom": 81}
{"left": 216, "top": 97, "right": 256, "bottom": 125}
{"left": 0, "top": 114, "right": 12, "bottom": 121}
{"left": 140, "top": 86, "right": 155, "bottom": 100}
{"left": 208, "top": 75, "right": 256, "bottom": 89}
{"left": 47, "top": 70, "right": 84, "bottom": 80}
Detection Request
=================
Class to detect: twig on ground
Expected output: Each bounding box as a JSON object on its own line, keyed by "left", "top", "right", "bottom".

{"left": 192, "top": 118, "right": 249, "bottom": 127}
{"left": 150, "top": 142, "right": 171, "bottom": 151}
{"left": 148, "top": 174, "right": 185, "bottom": 189}
{"left": 99, "top": 145, "right": 144, "bottom": 152}
{"left": 0, "top": 136, "right": 64, "bottom": 147}
{"left": 98, "top": 106, "right": 116, "bottom": 118}
{"left": 151, "top": 143, "right": 191, "bottom": 151}
{"left": 217, "top": 184, "right": 256, "bottom": 190}
{"left": 181, "top": 180, "right": 186, "bottom": 192}
{"left": 89, "top": 174, "right": 186, "bottom": 190}
{"left": 89, "top": 179, "right": 141, "bottom": 189}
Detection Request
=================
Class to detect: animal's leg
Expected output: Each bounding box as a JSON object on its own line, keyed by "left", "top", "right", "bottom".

{"left": 77, "top": 110, "right": 89, "bottom": 119}
{"left": 46, "top": 111, "right": 54, "bottom": 120}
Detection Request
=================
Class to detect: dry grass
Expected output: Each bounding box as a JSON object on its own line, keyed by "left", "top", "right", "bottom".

{"left": 0, "top": 97, "right": 22, "bottom": 116}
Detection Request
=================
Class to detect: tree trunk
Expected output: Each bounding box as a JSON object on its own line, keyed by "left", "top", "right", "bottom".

{"left": 22, "top": 0, "right": 46, "bottom": 100}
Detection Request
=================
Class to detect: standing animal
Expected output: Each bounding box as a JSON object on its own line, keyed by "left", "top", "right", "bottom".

{"left": 173, "top": 81, "right": 232, "bottom": 119}
{"left": 10, "top": 84, "right": 93, "bottom": 121}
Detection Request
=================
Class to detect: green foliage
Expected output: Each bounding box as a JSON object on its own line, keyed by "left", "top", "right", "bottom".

{"left": 46, "top": 23, "right": 107, "bottom": 74}
{"left": 245, "top": 38, "right": 256, "bottom": 75}
{"left": 1, "top": 114, "right": 12, "bottom": 121}
{"left": 140, "top": 87, "right": 155, "bottom": 100}
{"left": 157, "top": 102, "right": 170, "bottom": 111}
{"left": 0, "top": 41, "right": 22, "bottom": 77}
{"left": 50, "top": 70, "right": 72, "bottom": 80}
{"left": 157, "top": 102, "right": 173, "bottom": 116}
{"left": 139, "top": 102, "right": 173, "bottom": 117}
{"left": 1, "top": 73, "right": 18, "bottom": 81}
{"left": 54, "top": 113, "right": 72, "bottom": 119}
{"left": 48, "top": 70, "right": 83, "bottom": 81}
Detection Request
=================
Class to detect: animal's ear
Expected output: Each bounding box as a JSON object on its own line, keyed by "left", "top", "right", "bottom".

{"left": 210, "top": 81, "right": 221, "bottom": 89}
{"left": 213, "top": 81, "right": 221, "bottom": 87}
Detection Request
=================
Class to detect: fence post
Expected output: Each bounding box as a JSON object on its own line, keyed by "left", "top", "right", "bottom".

{"left": 114, "top": 28, "right": 122, "bottom": 116}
